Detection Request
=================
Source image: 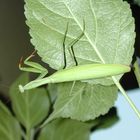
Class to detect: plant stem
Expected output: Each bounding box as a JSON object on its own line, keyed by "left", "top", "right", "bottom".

{"left": 133, "top": 58, "right": 140, "bottom": 87}
{"left": 25, "top": 126, "right": 35, "bottom": 140}
{"left": 112, "top": 76, "right": 140, "bottom": 119}
{"left": 25, "top": 127, "right": 31, "bottom": 140}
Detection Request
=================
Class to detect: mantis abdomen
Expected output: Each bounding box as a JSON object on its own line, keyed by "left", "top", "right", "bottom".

{"left": 19, "top": 64, "right": 130, "bottom": 92}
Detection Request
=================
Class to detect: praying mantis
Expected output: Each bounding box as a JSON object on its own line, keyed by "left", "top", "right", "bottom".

{"left": 19, "top": 22, "right": 130, "bottom": 93}
{"left": 19, "top": 21, "right": 140, "bottom": 122}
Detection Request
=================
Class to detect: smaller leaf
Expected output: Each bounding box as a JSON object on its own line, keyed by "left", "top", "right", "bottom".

{"left": 38, "top": 118, "right": 99, "bottom": 140}
{"left": 10, "top": 73, "right": 50, "bottom": 129}
{"left": 0, "top": 101, "right": 21, "bottom": 140}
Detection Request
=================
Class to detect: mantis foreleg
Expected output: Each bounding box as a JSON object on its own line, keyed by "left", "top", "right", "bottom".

{"left": 19, "top": 51, "right": 48, "bottom": 79}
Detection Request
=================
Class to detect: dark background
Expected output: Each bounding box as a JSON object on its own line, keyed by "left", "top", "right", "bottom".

{"left": 0, "top": 0, "right": 140, "bottom": 97}
{"left": 0, "top": 0, "right": 32, "bottom": 96}
{"left": 120, "top": 1, "right": 140, "bottom": 89}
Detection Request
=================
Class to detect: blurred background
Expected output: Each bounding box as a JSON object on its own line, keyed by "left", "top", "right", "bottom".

{"left": 0, "top": 0, "right": 140, "bottom": 97}
{"left": 0, "top": 0, "right": 32, "bottom": 97}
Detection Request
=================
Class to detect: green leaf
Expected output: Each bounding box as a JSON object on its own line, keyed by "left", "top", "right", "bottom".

{"left": 38, "top": 118, "right": 99, "bottom": 140}
{"left": 0, "top": 101, "right": 21, "bottom": 140}
{"left": 45, "top": 82, "right": 118, "bottom": 123}
{"left": 10, "top": 73, "right": 50, "bottom": 129}
{"left": 25, "top": 0, "right": 135, "bottom": 84}
{"left": 24, "top": 0, "right": 135, "bottom": 123}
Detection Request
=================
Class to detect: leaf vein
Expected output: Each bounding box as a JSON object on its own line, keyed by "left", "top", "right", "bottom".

{"left": 63, "top": 1, "right": 105, "bottom": 63}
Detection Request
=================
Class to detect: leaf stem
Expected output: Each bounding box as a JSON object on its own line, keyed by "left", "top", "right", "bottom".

{"left": 25, "top": 127, "right": 31, "bottom": 140}
{"left": 25, "top": 128, "right": 35, "bottom": 140}
{"left": 133, "top": 58, "right": 140, "bottom": 87}
{"left": 112, "top": 76, "right": 140, "bottom": 119}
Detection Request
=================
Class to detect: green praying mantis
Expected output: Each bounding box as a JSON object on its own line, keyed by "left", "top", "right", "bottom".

{"left": 19, "top": 21, "right": 140, "bottom": 122}
{"left": 18, "top": 22, "right": 130, "bottom": 93}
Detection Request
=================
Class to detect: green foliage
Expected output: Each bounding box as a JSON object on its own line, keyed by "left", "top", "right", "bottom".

{"left": 0, "top": 101, "right": 21, "bottom": 140}
{"left": 10, "top": 73, "right": 50, "bottom": 129}
{"left": 38, "top": 119, "right": 98, "bottom": 140}
{"left": 45, "top": 82, "right": 118, "bottom": 124}
{"left": 25, "top": 0, "right": 135, "bottom": 77}
{"left": 0, "top": 73, "right": 119, "bottom": 140}
{"left": 0, "top": 0, "right": 137, "bottom": 139}
{"left": 24, "top": 0, "right": 135, "bottom": 124}
{"left": 38, "top": 108, "right": 119, "bottom": 140}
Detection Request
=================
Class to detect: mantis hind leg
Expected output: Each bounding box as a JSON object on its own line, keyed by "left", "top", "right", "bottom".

{"left": 63, "top": 22, "right": 69, "bottom": 69}
{"left": 62, "top": 20, "right": 85, "bottom": 68}
{"left": 68, "top": 20, "right": 85, "bottom": 66}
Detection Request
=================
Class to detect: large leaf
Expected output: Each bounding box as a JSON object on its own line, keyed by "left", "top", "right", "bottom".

{"left": 25, "top": 0, "right": 135, "bottom": 82}
{"left": 38, "top": 118, "right": 99, "bottom": 140}
{"left": 24, "top": 0, "right": 135, "bottom": 122}
{"left": 10, "top": 73, "right": 50, "bottom": 129}
{"left": 45, "top": 82, "right": 118, "bottom": 123}
{"left": 0, "top": 101, "right": 21, "bottom": 140}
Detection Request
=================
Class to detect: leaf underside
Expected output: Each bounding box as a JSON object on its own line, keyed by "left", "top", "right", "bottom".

{"left": 25, "top": 0, "right": 135, "bottom": 72}
{"left": 46, "top": 82, "right": 118, "bottom": 122}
